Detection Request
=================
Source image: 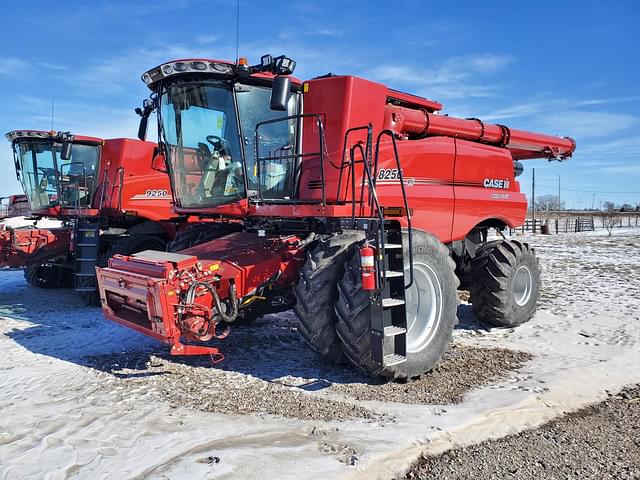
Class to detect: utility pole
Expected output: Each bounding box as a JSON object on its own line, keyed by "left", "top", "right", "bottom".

{"left": 558, "top": 175, "right": 561, "bottom": 212}
{"left": 592, "top": 193, "right": 596, "bottom": 210}
{"left": 532, "top": 168, "right": 536, "bottom": 233}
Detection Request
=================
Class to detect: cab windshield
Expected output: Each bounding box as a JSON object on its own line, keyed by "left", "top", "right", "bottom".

{"left": 15, "top": 140, "right": 100, "bottom": 210}
{"left": 159, "top": 80, "right": 298, "bottom": 209}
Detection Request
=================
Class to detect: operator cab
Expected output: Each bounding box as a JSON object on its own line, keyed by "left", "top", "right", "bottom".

{"left": 139, "top": 55, "right": 302, "bottom": 213}
{"left": 6, "top": 130, "right": 102, "bottom": 213}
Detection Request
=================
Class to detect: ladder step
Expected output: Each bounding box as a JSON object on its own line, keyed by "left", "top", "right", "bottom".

{"left": 383, "top": 243, "right": 402, "bottom": 250}
{"left": 76, "top": 243, "right": 99, "bottom": 247}
{"left": 383, "top": 353, "right": 407, "bottom": 367}
{"left": 384, "top": 325, "right": 407, "bottom": 336}
{"left": 384, "top": 270, "right": 403, "bottom": 278}
{"left": 382, "top": 298, "right": 405, "bottom": 308}
{"left": 76, "top": 258, "right": 98, "bottom": 262}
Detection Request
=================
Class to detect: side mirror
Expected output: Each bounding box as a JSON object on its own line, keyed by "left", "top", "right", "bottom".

{"left": 513, "top": 160, "right": 524, "bottom": 177}
{"left": 60, "top": 141, "right": 72, "bottom": 161}
{"left": 151, "top": 151, "right": 168, "bottom": 174}
{"left": 270, "top": 76, "right": 290, "bottom": 111}
{"left": 137, "top": 116, "right": 148, "bottom": 141}
{"left": 136, "top": 98, "right": 156, "bottom": 141}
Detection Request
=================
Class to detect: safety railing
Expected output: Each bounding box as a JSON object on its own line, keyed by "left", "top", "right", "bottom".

{"left": 254, "top": 113, "right": 326, "bottom": 205}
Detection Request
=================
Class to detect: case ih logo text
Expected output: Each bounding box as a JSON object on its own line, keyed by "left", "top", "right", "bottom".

{"left": 483, "top": 178, "right": 510, "bottom": 189}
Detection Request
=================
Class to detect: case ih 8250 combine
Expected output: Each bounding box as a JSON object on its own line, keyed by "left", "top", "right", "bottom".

{"left": 96, "top": 55, "right": 575, "bottom": 380}
{"left": 4, "top": 130, "right": 181, "bottom": 298}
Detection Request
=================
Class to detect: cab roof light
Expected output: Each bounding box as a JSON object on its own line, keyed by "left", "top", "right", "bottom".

{"left": 140, "top": 54, "right": 296, "bottom": 87}
{"left": 5, "top": 130, "right": 74, "bottom": 143}
{"left": 141, "top": 60, "right": 236, "bottom": 85}
{"left": 273, "top": 55, "right": 296, "bottom": 75}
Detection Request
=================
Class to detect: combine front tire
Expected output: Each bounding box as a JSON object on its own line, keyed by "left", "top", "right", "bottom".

{"left": 335, "top": 231, "right": 459, "bottom": 380}
{"left": 24, "top": 261, "right": 69, "bottom": 289}
{"left": 469, "top": 240, "right": 540, "bottom": 327}
{"left": 293, "top": 233, "right": 363, "bottom": 363}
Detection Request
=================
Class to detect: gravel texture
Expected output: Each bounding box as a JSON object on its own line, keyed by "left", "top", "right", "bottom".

{"left": 86, "top": 350, "right": 380, "bottom": 422}
{"left": 330, "top": 344, "right": 532, "bottom": 405}
{"left": 86, "top": 343, "right": 531, "bottom": 421}
{"left": 404, "top": 385, "right": 640, "bottom": 480}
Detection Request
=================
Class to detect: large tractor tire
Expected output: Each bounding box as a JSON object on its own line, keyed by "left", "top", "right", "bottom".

{"left": 469, "top": 239, "right": 540, "bottom": 327}
{"left": 293, "top": 232, "right": 363, "bottom": 363}
{"left": 24, "top": 260, "right": 70, "bottom": 289}
{"left": 335, "top": 230, "right": 459, "bottom": 381}
{"left": 84, "top": 234, "right": 167, "bottom": 305}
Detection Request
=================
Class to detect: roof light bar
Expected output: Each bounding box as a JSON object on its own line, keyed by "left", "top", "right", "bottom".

{"left": 142, "top": 60, "right": 235, "bottom": 86}
{"left": 5, "top": 130, "right": 75, "bottom": 144}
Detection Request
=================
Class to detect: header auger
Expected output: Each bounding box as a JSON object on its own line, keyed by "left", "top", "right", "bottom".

{"left": 96, "top": 54, "right": 574, "bottom": 380}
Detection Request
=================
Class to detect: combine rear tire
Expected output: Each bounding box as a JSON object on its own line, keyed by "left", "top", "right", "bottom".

{"left": 469, "top": 240, "right": 540, "bottom": 327}
{"left": 293, "top": 233, "right": 363, "bottom": 363}
{"left": 335, "top": 230, "right": 459, "bottom": 380}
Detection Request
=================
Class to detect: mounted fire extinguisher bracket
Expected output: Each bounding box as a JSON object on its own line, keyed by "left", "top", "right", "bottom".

{"left": 360, "top": 242, "right": 376, "bottom": 291}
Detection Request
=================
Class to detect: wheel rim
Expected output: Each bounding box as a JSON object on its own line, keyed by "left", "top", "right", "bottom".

{"left": 512, "top": 265, "right": 533, "bottom": 306}
{"left": 404, "top": 262, "right": 443, "bottom": 354}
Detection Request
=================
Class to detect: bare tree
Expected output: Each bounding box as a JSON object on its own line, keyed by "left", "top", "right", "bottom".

{"left": 603, "top": 202, "right": 618, "bottom": 236}
{"left": 535, "top": 194, "right": 565, "bottom": 212}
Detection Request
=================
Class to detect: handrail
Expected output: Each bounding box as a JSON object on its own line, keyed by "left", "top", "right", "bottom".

{"left": 255, "top": 113, "right": 327, "bottom": 206}
{"left": 374, "top": 130, "right": 414, "bottom": 289}
{"left": 336, "top": 125, "right": 373, "bottom": 205}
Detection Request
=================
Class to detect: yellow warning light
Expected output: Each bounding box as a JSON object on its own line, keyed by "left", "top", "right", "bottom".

{"left": 303, "top": 83, "right": 309, "bottom": 93}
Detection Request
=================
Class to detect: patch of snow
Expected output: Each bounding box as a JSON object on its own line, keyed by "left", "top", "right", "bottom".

{"left": 0, "top": 216, "right": 63, "bottom": 230}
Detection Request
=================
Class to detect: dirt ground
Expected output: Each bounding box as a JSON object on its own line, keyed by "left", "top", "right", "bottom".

{"left": 1, "top": 228, "right": 639, "bottom": 479}
{"left": 404, "top": 385, "right": 640, "bottom": 480}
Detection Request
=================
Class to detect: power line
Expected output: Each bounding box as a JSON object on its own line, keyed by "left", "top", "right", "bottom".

{"left": 532, "top": 183, "right": 640, "bottom": 194}
{"left": 554, "top": 187, "right": 640, "bottom": 194}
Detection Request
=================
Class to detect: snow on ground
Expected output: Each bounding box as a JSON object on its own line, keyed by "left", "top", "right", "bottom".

{"left": 1, "top": 229, "right": 639, "bottom": 479}
{"left": 0, "top": 216, "right": 64, "bottom": 230}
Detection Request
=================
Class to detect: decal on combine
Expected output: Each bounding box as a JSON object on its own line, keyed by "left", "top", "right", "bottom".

{"left": 483, "top": 178, "right": 510, "bottom": 189}
{"left": 377, "top": 168, "right": 403, "bottom": 180}
{"left": 491, "top": 193, "right": 511, "bottom": 200}
{"left": 130, "top": 189, "right": 170, "bottom": 200}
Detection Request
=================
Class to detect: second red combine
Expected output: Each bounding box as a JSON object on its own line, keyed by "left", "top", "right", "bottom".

{"left": 96, "top": 55, "right": 575, "bottom": 380}
{"left": 4, "top": 130, "right": 182, "bottom": 298}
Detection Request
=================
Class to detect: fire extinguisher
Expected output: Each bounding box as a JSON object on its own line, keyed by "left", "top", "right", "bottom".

{"left": 360, "top": 242, "right": 376, "bottom": 291}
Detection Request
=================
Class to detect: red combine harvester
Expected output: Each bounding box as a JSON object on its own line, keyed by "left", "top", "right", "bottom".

{"left": 4, "top": 130, "right": 182, "bottom": 298}
{"left": 96, "top": 55, "right": 575, "bottom": 379}
{"left": 0, "top": 194, "right": 33, "bottom": 268}
{"left": 0, "top": 194, "right": 29, "bottom": 219}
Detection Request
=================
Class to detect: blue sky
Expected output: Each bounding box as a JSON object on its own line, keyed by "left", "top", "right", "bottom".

{"left": 1, "top": 0, "right": 638, "bottom": 208}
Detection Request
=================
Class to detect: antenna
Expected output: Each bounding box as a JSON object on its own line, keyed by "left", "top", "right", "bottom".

{"left": 51, "top": 99, "right": 54, "bottom": 131}
{"left": 235, "top": 0, "right": 240, "bottom": 62}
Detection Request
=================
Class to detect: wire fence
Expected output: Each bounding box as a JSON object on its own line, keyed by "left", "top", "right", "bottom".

{"left": 509, "top": 213, "right": 640, "bottom": 235}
